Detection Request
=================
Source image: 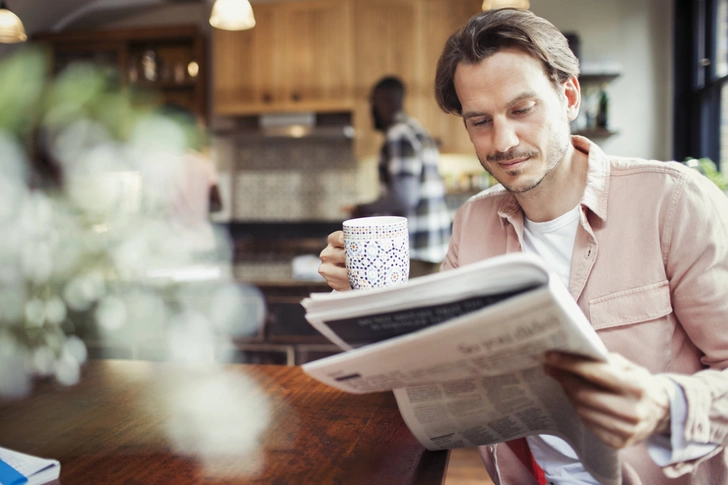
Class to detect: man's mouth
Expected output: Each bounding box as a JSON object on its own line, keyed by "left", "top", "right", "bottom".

{"left": 499, "top": 157, "right": 529, "bottom": 169}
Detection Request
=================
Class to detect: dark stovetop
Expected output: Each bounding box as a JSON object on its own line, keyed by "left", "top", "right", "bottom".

{"left": 223, "top": 222, "right": 342, "bottom": 241}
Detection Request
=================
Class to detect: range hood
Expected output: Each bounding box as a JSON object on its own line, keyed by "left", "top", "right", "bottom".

{"left": 213, "top": 111, "right": 355, "bottom": 140}
{"left": 255, "top": 112, "right": 354, "bottom": 139}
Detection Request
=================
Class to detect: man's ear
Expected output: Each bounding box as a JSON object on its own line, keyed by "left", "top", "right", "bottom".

{"left": 563, "top": 76, "right": 581, "bottom": 122}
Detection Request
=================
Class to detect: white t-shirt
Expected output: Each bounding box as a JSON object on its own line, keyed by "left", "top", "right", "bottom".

{"left": 522, "top": 205, "right": 597, "bottom": 484}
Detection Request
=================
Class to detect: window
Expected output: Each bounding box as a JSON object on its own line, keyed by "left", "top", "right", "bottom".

{"left": 674, "top": 0, "right": 728, "bottom": 171}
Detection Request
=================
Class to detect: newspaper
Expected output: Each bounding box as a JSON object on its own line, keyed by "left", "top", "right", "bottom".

{"left": 301, "top": 253, "right": 621, "bottom": 485}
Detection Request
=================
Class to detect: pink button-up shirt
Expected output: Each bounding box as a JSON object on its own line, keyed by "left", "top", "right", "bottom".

{"left": 442, "top": 137, "right": 728, "bottom": 484}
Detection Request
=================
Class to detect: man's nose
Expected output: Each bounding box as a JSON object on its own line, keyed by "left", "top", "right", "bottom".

{"left": 492, "top": 118, "right": 519, "bottom": 154}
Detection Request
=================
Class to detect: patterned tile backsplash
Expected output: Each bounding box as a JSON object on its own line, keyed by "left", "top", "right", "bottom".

{"left": 232, "top": 137, "right": 359, "bottom": 221}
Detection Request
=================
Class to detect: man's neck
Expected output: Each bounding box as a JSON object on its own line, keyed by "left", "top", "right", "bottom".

{"left": 515, "top": 142, "right": 588, "bottom": 223}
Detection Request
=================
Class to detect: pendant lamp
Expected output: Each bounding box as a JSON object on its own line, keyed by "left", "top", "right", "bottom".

{"left": 210, "top": 0, "right": 256, "bottom": 31}
{"left": 481, "top": 0, "right": 530, "bottom": 10}
{"left": 0, "top": 0, "right": 27, "bottom": 43}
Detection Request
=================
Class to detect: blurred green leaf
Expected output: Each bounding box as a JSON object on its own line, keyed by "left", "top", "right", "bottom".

{"left": 0, "top": 47, "right": 47, "bottom": 136}
{"left": 683, "top": 157, "right": 728, "bottom": 191}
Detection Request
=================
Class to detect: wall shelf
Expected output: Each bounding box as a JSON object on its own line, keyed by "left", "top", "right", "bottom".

{"left": 574, "top": 128, "right": 620, "bottom": 138}
{"left": 579, "top": 72, "right": 622, "bottom": 85}
{"left": 33, "top": 25, "right": 208, "bottom": 125}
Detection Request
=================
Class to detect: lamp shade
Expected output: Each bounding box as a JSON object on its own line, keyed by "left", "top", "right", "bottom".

{"left": 210, "top": 0, "right": 256, "bottom": 31}
{"left": 481, "top": 0, "right": 530, "bottom": 10}
{"left": 0, "top": 1, "right": 26, "bottom": 43}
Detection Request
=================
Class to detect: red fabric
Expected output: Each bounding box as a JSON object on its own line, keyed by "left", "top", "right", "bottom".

{"left": 505, "top": 438, "right": 547, "bottom": 485}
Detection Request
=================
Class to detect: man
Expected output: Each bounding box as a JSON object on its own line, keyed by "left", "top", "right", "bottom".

{"left": 319, "top": 8, "right": 728, "bottom": 485}
{"left": 349, "top": 76, "right": 451, "bottom": 278}
{"left": 159, "top": 103, "right": 221, "bottom": 255}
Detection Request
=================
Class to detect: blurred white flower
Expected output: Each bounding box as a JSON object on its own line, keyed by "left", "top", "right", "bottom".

{"left": 168, "top": 310, "right": 216, "bottom": 364}
{"left": 24, "top": 298, "right": 46, "bottom": 328}
{"left": 0, "top": 339, "right": 31, "bottom": 398}
{"left": 130, "top": 114, "right": 187, "bottom": 157}
{"left": 0, "top": 286, "right": 26, "bottom": 323}
{"left": 95, "top": 295, "right": 127, "bottom": 331}
{"left": 0, "top": 55, "right": 270, "bottom": 470}
{"left": 210, "top": 284, "right": 264, "bottom": 337}
{"left": 155, "top": 368, "right": 271, "bottom": 478}
{"left": 64, "top": 336, "right": 87, "bottom": 367}
{"left": 31, "top": 346, "right": 56, "bottom": 376}
{"left": 20, "top": 240, "right": 53, "bottom": 284}
{"left": 54, "top": 347, "right": 81, "bottom": 387}
{"left": 45, "top": 297, "right": 67, "bottom": 326}
{"left": 63, "top": 272, "right": 106, "bottom": 312}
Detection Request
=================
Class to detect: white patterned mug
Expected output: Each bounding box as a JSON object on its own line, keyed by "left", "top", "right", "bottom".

{"left": 343, "top": 216, "right": 409, "bottom": 290}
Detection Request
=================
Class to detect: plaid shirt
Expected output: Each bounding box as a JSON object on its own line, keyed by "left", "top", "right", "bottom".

{"left": 370, "top": 112, "right": 452, "bottom": 263}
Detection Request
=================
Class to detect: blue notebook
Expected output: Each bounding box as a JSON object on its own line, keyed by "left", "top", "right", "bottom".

{"left": 0, "top": 447, "right": 59, "bottom": 485}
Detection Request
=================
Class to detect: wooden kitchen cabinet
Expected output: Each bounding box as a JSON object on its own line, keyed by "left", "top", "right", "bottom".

{"left": 421, "top": 0, "right": 481, "bottom": 155}
{"left": 352, "top": 0, "right": 481, "bottom": 158}
{"left": 33, "top": 25, "right": 208, "bottom": 125}
{"left": 213, "top": 0, "right": 355, "bottom": 115}
{"left": 212, "top": 0, "right": 480, "bottom": 155}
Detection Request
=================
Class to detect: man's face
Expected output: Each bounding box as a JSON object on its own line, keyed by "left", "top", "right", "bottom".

{"left": 454, "top": 48, "right": 577, "bottom": 194}
{"left": 369, "top": 90, "right": 387, "bottom": 131}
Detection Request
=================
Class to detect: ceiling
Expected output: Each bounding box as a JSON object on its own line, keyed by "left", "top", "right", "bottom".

{"left": 5, "top": 0, "right": 205, "bottom": 35}
{"left": 7, "top": 0, "right": 313, "bottom": 35}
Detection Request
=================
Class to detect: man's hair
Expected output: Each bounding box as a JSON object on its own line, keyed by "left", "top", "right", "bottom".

{"left": 434, "top": 8, "right": 579, "bottom": 115}
{"left": 373, "top": 76, "right": 406, "bottom": 106}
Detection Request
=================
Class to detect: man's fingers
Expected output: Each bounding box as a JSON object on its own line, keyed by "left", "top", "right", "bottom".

{"left": 320, "top": 245, "right": 345, "bottom": 266}
{"left": 545, "top": 354, "right": 672, "bottom": 449}
{"left": 545, "top": 352, "right": 643, "bottom": 395}
{"left": 327, "top": 230, "right": 345, "bottom": 248}
{"left": 318, "top": 231, "right": 350, "bottom": 291}
{"left": 546, "top": 367, "right": 644, "bottom": 423}
{"left": 318, "top": 263, "right": 350, "bottom": 291}
{"left": 575, "top": 404, "right": 653, "bottom": 449}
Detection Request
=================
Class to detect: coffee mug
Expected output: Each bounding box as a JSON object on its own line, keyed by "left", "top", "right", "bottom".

{"left": 342, "top": 216, "right": 409, "bottom": 290}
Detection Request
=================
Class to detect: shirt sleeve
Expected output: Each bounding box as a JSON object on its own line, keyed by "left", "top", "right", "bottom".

{"left": 656, "top": 169, "right": 728, "bottom": 476}
{"left": 647, "top": 378, "right": 719, "bottom": 466}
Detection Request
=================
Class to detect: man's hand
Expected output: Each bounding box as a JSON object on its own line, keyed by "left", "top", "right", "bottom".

{"left": 318, "top": 231, "right": 351, "bottom": 291}
{"left": 544, "top": 352, "right": 672, "bottom": 449}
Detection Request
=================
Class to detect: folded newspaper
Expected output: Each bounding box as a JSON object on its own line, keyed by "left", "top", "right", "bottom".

{"left": 301, "top": 252, "right": 621, "bottom": 485}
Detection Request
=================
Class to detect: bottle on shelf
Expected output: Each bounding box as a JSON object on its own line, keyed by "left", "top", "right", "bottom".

{"left": 596, "top": 83, "right": 609, "bottom": 129}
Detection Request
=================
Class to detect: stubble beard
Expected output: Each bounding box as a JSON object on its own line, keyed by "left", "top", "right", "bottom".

{"left": 478, "top": 124, "right": 571, "bottom": 195}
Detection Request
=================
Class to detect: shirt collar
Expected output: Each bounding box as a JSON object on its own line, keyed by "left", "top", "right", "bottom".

{"left": 496, "top": 135, "right": 610, "bottom": 225}
{"left": 393, "top": 110, "right": 408, "bottom": 125}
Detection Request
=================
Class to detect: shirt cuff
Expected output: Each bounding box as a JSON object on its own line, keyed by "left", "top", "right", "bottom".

{"left": 647, "top": 378, "right": 719, "bottom": 466}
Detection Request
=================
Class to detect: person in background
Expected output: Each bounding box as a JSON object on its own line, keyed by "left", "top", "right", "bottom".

{"left": 319, "top": 8, "right": 728, "bottom": 484}
{"left": 345, "top": 76, "right": 452, "bottom": 278}
{"left": 159, "top": 103, "right": 222, "bottom": 255}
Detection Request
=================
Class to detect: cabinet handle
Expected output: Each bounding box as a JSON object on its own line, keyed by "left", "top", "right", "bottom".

{"left": 291, "top": 92, "right": 301, "bottom": 102}
{"left": 262, "top": 93, "right": 272, "bottom": 103}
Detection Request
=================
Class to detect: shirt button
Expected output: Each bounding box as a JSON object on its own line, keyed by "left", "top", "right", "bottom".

{"left": 488, "top": 446, "right": 495, "bottom": 453}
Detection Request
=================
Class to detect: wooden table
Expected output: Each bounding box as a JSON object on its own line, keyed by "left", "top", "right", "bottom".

{"left": 0, "top": 361, "right": 448, "bottom": 484}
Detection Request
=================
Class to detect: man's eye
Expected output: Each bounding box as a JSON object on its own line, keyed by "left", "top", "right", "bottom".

{"left": 471, "top": 119, "right": 491, "bottom": 127}
{"left": 513, "top": 105, "right": 533, "bottom": 115}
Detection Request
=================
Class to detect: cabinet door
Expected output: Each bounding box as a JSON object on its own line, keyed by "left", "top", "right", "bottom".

{"left": 213, "top": 3, "right": 284, "bottom": 114}
{"left": 353, "top": 0, "right": 423, "bottom": 159}
{"left": 213, "top": 0, "right": 354, "bottom": 115}
{"left": 282, "top": 0, "right": 355, "bottom": 112}
{"left": 421, "top": 0, "right": 481, "bottom": 155}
